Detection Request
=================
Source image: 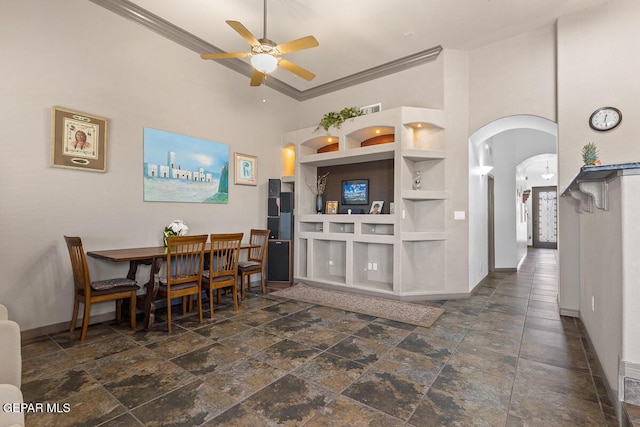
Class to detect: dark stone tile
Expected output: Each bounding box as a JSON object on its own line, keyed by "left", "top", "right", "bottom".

{"left": 231, "top": 308, "right": 282, "bottom": 327}
{"left": 132, "top": 379, "right": 235, "bottom": 426}
{"left": 22, "top": 350, "right": 77, "bottom": 383}
{"left": 252, "top": 339, "right": 321, "bottom": 371}
{"left": 519, "top": 340, "right": 589, "bottom": 373}
{"left": 202, "top": 403, "right": 279, "bottom": 427}
{"left": 509, "top": 380, "right": 607, "bottom": 426}
{"left": 513, "top": 358, "right": 599, "bottom": 403}
{"left": 219, "top": 328, "right": 283, "bottom": 355}
{"left": 262, "top": 300, "right": 312, "bottom": 316}
{"left": 172, "top": 342, "right": 244, "bottom": 376}
{"left": 203, "top": 357, "right": 287, "bottom": 400}
{"left": 288, "top": 322, "right": 350, "bottom": 350}
{"left": 145, "top": 331, "right": 212, "bottom": 359}
{"left": 306, "top": 395, "right": 405, "bottom": 426}
{"left": 292, "top": 352, "right": 368, "bottom": 393}
{"left": 396, "top": 330, "right": 457, "bottom": 357}
{"left": 194, "top": 319, "right": 251, "bottom": 341}
{"left": 411, "top": 387, "right": 508, "bottom": 427}
{"left": 522, "top": 327, "right": 584, "bottom": 351}
{"left": 24, "top": 384, "right": 127, "bottom": 427}
{"left": 353, "top": 322, "right": 412, "bottom": 347}
{"left": 343, "top": 367, "right": 426, "bottom": 421}
{"left": 259, "top": 316, "right": 313, "bottom": 338}
{"left": 22, "top": 368, "right": 100, "bottom": 404}
{"left": 243, "top": 374, "right": 336, "bottom": 425}
{"left": 326, "top": 336, "right": 390, "bottom": 365}
{"left": 374, "top": 347, "right": 446, "bottom": 387}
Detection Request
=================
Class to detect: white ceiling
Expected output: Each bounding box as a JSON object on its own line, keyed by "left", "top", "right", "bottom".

{"left": 95, "top": 0, "right": 608, "bottom": 99}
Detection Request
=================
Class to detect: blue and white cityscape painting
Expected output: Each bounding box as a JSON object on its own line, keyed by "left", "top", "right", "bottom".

{"left": 143, "top": 128, "right": 229, "bottom": 203}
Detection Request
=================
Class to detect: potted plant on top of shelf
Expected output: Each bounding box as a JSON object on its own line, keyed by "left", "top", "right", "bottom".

{"left": 582, "top": 142, "right": 601, "bottom": 166}
{"left": 315, "top": 107, "right": 363, "bottom": 133}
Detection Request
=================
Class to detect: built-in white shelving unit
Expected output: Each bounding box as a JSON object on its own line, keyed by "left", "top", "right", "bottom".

{"left": 286, "top": 106, "right": 448, "bottom": 298}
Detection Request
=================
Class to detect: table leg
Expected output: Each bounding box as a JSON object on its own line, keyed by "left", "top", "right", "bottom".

{"left": 142, "top": 258, "right": 163, "bottom": 331}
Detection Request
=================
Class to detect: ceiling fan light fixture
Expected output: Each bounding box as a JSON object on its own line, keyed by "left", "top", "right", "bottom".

{"left": 251, "top": 53, "right": 278, "bottom": 74}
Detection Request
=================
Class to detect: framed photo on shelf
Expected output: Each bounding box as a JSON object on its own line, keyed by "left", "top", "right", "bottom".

{"left": 50, "top": 107, "right": 108, "bottom": 172}
{"left": 370, "top": 200, "right": 384, "bottom": 214}
{"left": 325, "top": 201, "right": 338, "bottom": 214}
{"left": 234, "top": 152, "right": 257, "bottom": 186}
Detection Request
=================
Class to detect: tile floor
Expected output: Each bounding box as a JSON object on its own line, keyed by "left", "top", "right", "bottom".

{"left": 21, "top": 248, "right": 618, "bottom": 426}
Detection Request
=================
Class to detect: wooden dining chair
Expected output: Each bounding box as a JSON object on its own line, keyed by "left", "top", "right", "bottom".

{"left": 202, "top": 233, "right": 243, "bottom": 317}
{"left": 158, "top": 234, "right": 207, "bottom": 332}
{"left": 64, "top": 236, "right": 139, "bottom": 341}
{"left": 238, "top": 228, "right": 270, "bottom": 300}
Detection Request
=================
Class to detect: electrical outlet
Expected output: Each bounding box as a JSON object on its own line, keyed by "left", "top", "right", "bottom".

{"left": 367, "top": 262, "right": 373, "bottom": 270}
{"left": 372, "top": 263, "right": 378, "bottom": 271}
{"left": 329, "top": 260, "right": 334, "bottom": 266}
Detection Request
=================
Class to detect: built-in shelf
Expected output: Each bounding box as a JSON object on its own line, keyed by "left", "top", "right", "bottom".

{"left": 562, "top": 163, "right": 640, "bottom": 213}
{"left": 288, "top": 106, "right": 449, "bottom": 298}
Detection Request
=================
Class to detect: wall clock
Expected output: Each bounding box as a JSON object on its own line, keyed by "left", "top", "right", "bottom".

{"left": 589, "top": 107, "right": 622, "bottom": 131}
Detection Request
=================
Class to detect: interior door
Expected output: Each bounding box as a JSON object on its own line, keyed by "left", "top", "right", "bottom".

{"left": 532, "top": 186, "right": 557, "bottom": 249}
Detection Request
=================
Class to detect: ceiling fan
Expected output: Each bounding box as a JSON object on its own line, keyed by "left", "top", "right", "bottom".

{"left": 200, "top": 0, "right": 319, "bottom": 86}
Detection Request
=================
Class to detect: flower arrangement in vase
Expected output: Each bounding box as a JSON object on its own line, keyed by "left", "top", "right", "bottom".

{"left": 163, "top": 219, "right": 189, "bottom": 246}
{"left": 306, "top": 172, "right": 329, "bottom": 213}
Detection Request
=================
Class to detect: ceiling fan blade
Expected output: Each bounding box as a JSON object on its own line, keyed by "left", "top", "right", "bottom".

{"left": 201, "top": 51, "right": 251, "bottom": 60}
{"left": 250, "top": 69, "right": 266, "bottom": 86}
{"left": 278, "top": 59, "right": 316, "bottom": 81}
{"left": 226, "top": 20, "right": 260, "bottom": 46}
{"left": 276, "top": 36, "right": 319, "bottom": 54}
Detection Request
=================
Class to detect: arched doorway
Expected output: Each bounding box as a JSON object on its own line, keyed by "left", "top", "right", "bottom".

{"left": 468, "top": 115, "right": 557, "bottom": 290}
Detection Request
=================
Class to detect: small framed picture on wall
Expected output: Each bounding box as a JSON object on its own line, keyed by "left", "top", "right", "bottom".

{"left": 325, "top": 201, "right": 338, "bottom": 214}
{"left": 50, "top": 107, "right": 108, "bottom": 173}
{"left": 234, "top": 152, "right": 257, "bottom": 186}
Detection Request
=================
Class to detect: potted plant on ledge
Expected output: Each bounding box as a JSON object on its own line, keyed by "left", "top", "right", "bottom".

{"left": 315, "top": 107, "right": 363, "bottom": 133}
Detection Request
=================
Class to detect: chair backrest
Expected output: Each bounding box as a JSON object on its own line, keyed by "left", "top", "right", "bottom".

{"left": 64, "top": 236, "right": 91, "bottom": 294}
{"left": 165, "top": 234, "right": 207, "bottom": 287}
{"left": 247, "top": 229, "right": 270, "bottom": 263}
{"left": 209, "top": 233, "right": 244, "bottom": 279}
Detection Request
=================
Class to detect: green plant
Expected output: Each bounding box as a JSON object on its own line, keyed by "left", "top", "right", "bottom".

{"left": 315, "top": 107, "right": 363, "bottom": 133}
{"left": 582, "top": 142, "right": 599, "bottom": 165}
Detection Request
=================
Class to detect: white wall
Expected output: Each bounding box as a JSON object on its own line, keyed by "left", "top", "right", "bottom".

{"left": 467, "top": 22, "right": 557, "bottom": 289}
{"left": 492, "top": 129, "right": 556, "bottom": 269}
{"left": 0, "top": 0, "right": 300, "bottom": 331}
{"left": 556, "top": 0, "right": 640, "bottom": 396}
{"left": 468, "top": 25, "right": 557, "bottom": 134}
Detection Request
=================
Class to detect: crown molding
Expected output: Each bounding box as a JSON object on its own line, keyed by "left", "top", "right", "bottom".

{"left": 89, "top": 0, "right": 441, "bottom": 101}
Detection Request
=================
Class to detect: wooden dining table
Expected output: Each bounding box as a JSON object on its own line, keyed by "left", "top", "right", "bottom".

{"left": 87, "top": 242, "right": 258, "bottom": 331}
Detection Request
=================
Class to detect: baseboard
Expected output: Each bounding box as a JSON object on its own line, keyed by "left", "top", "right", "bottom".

{"left": 559, "top": 308, "right": 580, "bottom": 318}
{"left": 294, "top": 279, "right": 469, "bottom": 301}
{"left": 494, "top": 267, "right": 517, "bottom": 273}
{"left": 579, "top": 315, "right": 620, "bottom": 418}
{"left": 620, "top": 360, "right": 640, "bottom": 403}
{"left": 21, "top": 311, "right": 116, "bottom": 341}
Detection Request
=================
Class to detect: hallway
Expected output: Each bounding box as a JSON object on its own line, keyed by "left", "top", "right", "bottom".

{"left": 20, "top": 248, "right": 616, "bottom": 426}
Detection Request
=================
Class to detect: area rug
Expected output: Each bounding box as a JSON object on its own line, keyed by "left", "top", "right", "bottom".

{"left": 270, "top": 283, "right": 445, "bottom": 328}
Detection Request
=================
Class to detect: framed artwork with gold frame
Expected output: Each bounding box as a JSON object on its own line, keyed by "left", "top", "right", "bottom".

{"left": 326, "top": 201, "right": 338, "bottom": 214}
{"left": 50, "top": 107, "right": 108, "bottom": 172}
{"left": 234, "top": 152, "right": 257, "bottom": 186}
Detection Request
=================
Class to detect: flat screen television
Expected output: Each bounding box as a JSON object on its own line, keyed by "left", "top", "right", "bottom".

{"left": 341, "top": 179, "right": 369, "bottom": 205}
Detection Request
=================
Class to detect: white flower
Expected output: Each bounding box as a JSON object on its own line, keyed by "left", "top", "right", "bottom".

{"left": 166, "top": 220, "right": 189, "bottom": 236}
